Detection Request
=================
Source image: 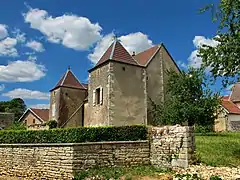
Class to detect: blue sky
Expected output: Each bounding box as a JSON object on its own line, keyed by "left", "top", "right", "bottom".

{"left": 0, "top": 0, "right": 220, "bottom": 108}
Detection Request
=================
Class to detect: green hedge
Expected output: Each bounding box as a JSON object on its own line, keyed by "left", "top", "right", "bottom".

{"left": 0, "top": 125, "right": 148, "bottom": 144}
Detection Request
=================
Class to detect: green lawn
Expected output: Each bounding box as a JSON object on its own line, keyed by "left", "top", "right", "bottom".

{"left": 196, "top": 132, "right": 240, "bottom": 167}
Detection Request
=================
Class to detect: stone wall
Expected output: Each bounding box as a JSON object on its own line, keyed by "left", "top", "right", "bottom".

{"left": 150, "top": 125, "right": 195, "bottom": 168}
{"left": 0, "top": 141, "right": 149, "bottom": 179}
{"left": 0, "top": 125, "right": 195, "bottom": 179}
{"left": 0, "top": 112, "right": 14, "bottom": 129}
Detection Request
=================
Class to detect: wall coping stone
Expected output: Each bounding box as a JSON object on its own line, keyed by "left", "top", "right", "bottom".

{"left": 0, "top": 140, "right": 149, "bottom": 147}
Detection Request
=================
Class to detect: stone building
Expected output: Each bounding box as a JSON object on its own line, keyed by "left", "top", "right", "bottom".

{"left": 19, "top": 108, "right": 49, "bottom": 129}
{"left": 49, "top": 39, "right": 179, "bottom": 127}
{"left": 215, "top": 83, "right": 240, "bottom": 131}
{"left": 0, "top": 112, "right": 14, "bottom": 129}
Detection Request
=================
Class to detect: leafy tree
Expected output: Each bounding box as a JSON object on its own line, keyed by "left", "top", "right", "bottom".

{"left": 47, "top": 120, "right": 58, "bottom": 129}
{"left": 199, "top": 0, "right": 240, "bottom": 86}
{"left": 0, "top": 98, "right": 26, "bottom": 121}
{"left": 151, "top": 68, "right": 219, "bottom": 132}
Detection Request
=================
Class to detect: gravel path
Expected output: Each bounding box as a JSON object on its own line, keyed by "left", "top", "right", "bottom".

{"left": 173, "top": 164, "right": 240, "bottom": 180}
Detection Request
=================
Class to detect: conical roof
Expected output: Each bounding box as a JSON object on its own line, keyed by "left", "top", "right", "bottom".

{"left": 91, "top": 39, "right": 140, "bottom": 70}
{"left": 50, "top": 67, "right": 86, "bottom": 91}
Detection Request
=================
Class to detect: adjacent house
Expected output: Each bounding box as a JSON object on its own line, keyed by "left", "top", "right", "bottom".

{"left": 49, "top": 39, "right": 180, "bottom": 128}
{"left": 19, "top": 108, "right": 49, "bottom": 129}
{"left": 215, "top": 83, "right": 240, "bottom": 131}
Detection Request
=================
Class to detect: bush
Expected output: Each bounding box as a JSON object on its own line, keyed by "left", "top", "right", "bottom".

{"left": 5, "top": 122, "right": 27, "bottom": 130}
{"left": 47, "top": 120, "right": 58, "bottom": 129}
{"left": 0, "top": 125, "right": 147, "bottom": 144}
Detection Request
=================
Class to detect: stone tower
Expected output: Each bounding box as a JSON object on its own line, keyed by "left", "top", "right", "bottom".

{"left": 49, "top": 67, "right": 87, "bottom": 128}
{"left": 85, "top": 39, "right": 147, "bottom": 126}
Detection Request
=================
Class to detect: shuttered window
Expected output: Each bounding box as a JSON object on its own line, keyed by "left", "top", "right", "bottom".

{"left": 93, "top": 87, "right": 103, "bottom": 106}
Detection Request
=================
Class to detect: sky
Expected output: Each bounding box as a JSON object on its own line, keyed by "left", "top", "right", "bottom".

{"left": 0, "top": 0, "right": 221, "bottom": 108}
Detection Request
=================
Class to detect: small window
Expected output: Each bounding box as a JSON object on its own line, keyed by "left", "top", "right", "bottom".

{"left": 122, "top": 67, "right": 125, "bottom": 71}
{"left": 93, "top": 87, "right": 103, "bottom": 106}
{"left": 33, "top": 119, "right": 36, "bottom": 124}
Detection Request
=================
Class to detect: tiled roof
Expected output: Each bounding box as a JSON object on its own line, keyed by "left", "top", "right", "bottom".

{"left": 51, "top": 68, "right": 86, "bottom": 91}
{"left": 133, "top": 45, "right": 160, "bottom": 66}
{"left": 230, "top": 83, "right": 240, "bottom": 102}
{"left": 30, "top": 108, "right": 49, "bottom": 121}
{"left": 94, "top": 40, "right": 139, "bottom": 69}
{"left": 221, "top": 96, "right": 240, "bottom": 114}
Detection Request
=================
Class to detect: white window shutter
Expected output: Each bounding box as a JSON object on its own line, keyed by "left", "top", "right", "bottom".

{"left": 93, "top": 89, "right": 96, "bottom": 106}
{"left": 100, "top": 87, "right": 103, "bottom": 105}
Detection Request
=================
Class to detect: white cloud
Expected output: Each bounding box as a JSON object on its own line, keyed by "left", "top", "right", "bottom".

{"left": 0, "top": 37, "right": 18, "bottom": 57}
{"left": 12, "top": 29, "right": 26, "bottom": 43}
{"left": 26, "top": 40, "right": 45, "bottom": 52}
{"left": 0, "top": 59, "right": 46, "bottom": 82}
{"left": 0, "top": 24, "right": 8, "bottom": 40}
{"left": 30, "top": 103, "right": 49, "bottom": 109}
{"left": 177, "top": 60, "right": 187, "bottom": 69}
{"left": 119, "top": 32, "right": 153, "bottom": 54}
{"left": 24, "top": 8, "right": 102, "bottom": 50}
{"left": 88, "top": 33, "right": 114, "bottom": 63}
{"left": 0, "top": 84, "right": 5, "bottom": 91}
{"left": 2, "top": 88, "right": 49, "bottom": 100}
{"left": 188, "top": 36, "right": 219, "bottom": 68}
{"left": 88, "top": 32, "right": 154, "bottom": 64}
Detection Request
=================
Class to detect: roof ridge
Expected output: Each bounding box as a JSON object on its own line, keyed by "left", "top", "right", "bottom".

{"left": 109, "top": 39, "right": 117, "bottom": 59}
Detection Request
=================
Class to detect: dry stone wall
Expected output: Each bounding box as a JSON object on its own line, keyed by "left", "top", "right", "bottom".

{"left": 0, "top": 141, "right": 149, "bottom": 180}
{"left": 150, "top": 125, "right": 195, "bottom": 168}
{"left": 0, "top": 125, "right": 195, "bottom": 179}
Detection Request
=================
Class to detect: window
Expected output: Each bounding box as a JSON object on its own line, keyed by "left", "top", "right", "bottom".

{"left": 93, "top": 87, "right": 103, "bottom": 106}
{"left": 33, "top": 119, "right": 36, "bottom": 124}
{"left": 52, "top": 103, "right": 56, "bottom": 117}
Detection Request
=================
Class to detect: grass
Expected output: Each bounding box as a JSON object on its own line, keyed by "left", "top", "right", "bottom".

{"left": 74, "top": 165, "right": 171, "bottom": 180}
{"left": 196, "top": 132, "right": 240, "bottom": 167}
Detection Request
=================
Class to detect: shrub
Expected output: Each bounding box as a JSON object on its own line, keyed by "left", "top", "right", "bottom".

{"left": 0, "top": 125, "right": 147, "bottom": 144}
{"left": 47, "top": 120, "right": 58, "bottom": 129}
{"left": 5, "top": 121, "right": 27, "bottom": 130}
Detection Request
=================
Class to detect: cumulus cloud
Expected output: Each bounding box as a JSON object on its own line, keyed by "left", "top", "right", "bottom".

{"left": 0, "top": 84, "right": 5, "bottom": 91}
{"left": 12, "top": 28, "right": 26, "bottom": 43}
{"left": 2, "top": 88, "right": 49, "bottom": 100}
{"left": 0, "top": 24, "right": 8, "bottom": 40}
{"left": 23, "top": 8, "right": 102, "bottom": 50}
{"left": 188, "top": 36, "right": 219, "bottom": 68}
{"left": 26, "top": 40, "right": 45, "bottom": 52}
{"left": 0, "top": 37, "right": 18, "bottom": 57}
{"left": 0, "top": 59, "right": 46, "bottom": 82}
{"left": 30, "top": 103, "right": 49, "bottom": 109}
{"left": 88, "top": 32, "right": 154, "bottom": 64}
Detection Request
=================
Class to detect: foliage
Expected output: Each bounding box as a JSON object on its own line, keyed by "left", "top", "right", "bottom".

{"left": 174, "top": 173, "right": 202, "bottom": 180}
{"left": 5, "top": 121, "right": 27, "bottom": 130}
{"left": 150, "top": 68, "right": 219, "bottom": 130}
{"left": 199, "top": 0, "right": 240, "bottom": 86}
{"left": 74, "top": 165, "right": 169, "bottom": 180}
{"left": 196, "top": 132, "right": 240, "bottom": 166}
{"left": 0, "top": 125, "right": 147, "bottom": 144}
{"left": 47, "top": 120, "right": 58, "bottom": 129}
{"left": 210, "top": 176, "right": 222, "bottom": 180}
{"left": 0, "top": 98, "right": 26, "bottom": 121}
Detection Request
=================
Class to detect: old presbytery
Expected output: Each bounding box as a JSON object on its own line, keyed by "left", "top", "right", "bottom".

{"left": 48, "top": 39, "right": 179, "bottom": 128}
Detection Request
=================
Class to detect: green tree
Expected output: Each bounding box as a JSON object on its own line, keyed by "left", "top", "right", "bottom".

{"left": 151, "top": 68, "right": 219, "bottom": 132}
{"left": 199, "top": 0, "right": 240, "bottom": 86}
{"left": 4, "top": 98, "right": 26, "bottom": 121}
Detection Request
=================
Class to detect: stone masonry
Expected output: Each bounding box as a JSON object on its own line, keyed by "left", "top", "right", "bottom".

{"left": 0, "top": 125, "right": 195, "bottom": 179}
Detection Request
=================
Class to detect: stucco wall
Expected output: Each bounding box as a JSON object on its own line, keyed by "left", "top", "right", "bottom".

{"left": 49, "top": 88, "right": 61, "bottom": 121}
{"left": 23, "top": 112, "right": 43, "bottom": 126}
{"left": 0, "top": 113, "right": 14, "bottom": 129}
{"left": 214, "top": 110, "right": 227, "bottom": 132}
{"left": 228, "top": 114, "right": 240, "bottom": 131}
{"left": 87, "top": 63, "right": 110, "bottom": 126}
{"left": 109, "top": 62, "right": 147, "bottom": 126}
{"left": 50, "top": 87, "right": 87, "bottom": 128}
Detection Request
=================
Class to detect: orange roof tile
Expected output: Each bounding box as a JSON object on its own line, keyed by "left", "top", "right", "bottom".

{"left": 30, "top": 108, "right": 49, "bottom": 121}
{"left": 134, "top": 45, "right": 160, "bottom": 66}
{"left": 51, "top": 68, "right": 86, "bottom": 91}
{"left": 221, "top": 96, "right": 240, "bottom": 114}
{"left": 93, "top": 40, "right": 139, "bottom": 70}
